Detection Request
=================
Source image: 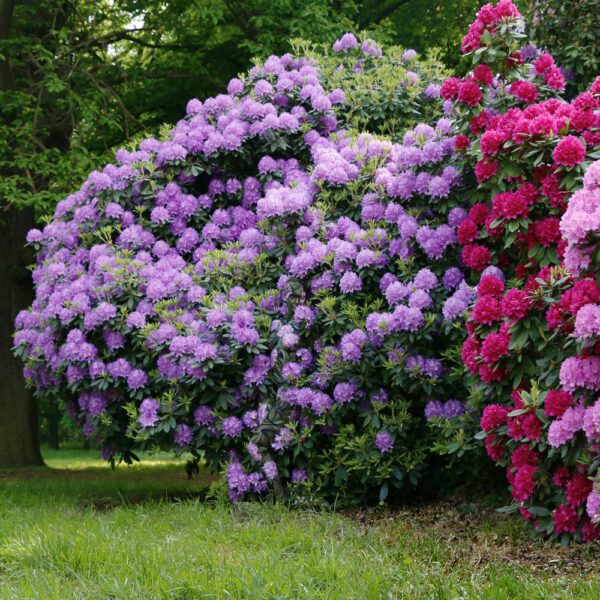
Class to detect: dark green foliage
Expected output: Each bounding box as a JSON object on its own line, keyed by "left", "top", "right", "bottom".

{"left": 527, "top": 0, "right": 600, "bottom": 93}
{"left": 388, "top": 0, "right": 489, "bottom": 70}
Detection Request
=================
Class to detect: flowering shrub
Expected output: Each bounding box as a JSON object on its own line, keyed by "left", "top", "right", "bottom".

{"left": 442, "top": 0, "right": 600, "bottom": 541}
{"left": 14, "top": 38, "right": 463, "bottom": 503}
{"left": 476, "top": 267, "right": 600, "bottom": 542}
{"left": 227, "top": 119, "right": 471, "bottom": 502}
{"left": 296, "top": 37, "right": 450, "bottom": 139}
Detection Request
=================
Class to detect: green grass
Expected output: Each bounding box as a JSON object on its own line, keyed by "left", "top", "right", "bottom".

{"left": 0, "top": 448, "right": 599, "bottom": 599}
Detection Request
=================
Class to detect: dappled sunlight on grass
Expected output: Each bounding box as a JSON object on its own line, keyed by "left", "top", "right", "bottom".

{"left": 43, "top": 445, "right": 192, "bottom": 472}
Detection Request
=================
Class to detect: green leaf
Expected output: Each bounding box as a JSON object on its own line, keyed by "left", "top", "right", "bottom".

{"left": 527, "top": 506, "right": 551, "bottom": 517}
{"left": 379, "top": 482, "right": 389, "bottom": 503}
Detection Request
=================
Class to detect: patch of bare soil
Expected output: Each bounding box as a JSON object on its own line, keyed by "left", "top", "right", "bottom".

{"left": 345, "top": 502, "right": 600, "bottom": 576}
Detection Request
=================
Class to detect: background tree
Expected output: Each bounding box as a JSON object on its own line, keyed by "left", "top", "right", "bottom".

{"left": 388, "top": 0, "right": 489, "bottom": 69}
{"left": 526, "top": 0, "right": 600, "bottom": 93}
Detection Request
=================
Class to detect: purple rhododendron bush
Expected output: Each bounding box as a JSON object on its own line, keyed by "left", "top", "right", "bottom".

{"left": 14, "top": 39, "right": 460, "bottom": 505}
{"left": 12, "top": 1, "right": 600, "bottom": 541}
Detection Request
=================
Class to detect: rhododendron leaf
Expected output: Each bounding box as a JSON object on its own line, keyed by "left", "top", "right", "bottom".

{"left": 392, "top": 466, "right": 404, "bottom": 481}
{"left": 507, "top": 408, "right": 528, "bottom": 418}
{"left": 501, "top": 164, "right": 521, "bottom": 178}
{"left": 528, "top": 506, "right": 551, "bottom": 517}
{"left": 509, "top": 329, "right": 529, "bottom": 351}
{"left": 504, "top": 233, "right": 518, "bottom": 248}
{"left": 379, "top": 482, "right": 389, "bottom": 502}
{"left": 334, "top": 468, "right": 347, "bottom": 487}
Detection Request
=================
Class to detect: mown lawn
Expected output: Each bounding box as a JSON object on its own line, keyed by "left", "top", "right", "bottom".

{"left": 0, "top": 448, "right": 599, "bottom": 599}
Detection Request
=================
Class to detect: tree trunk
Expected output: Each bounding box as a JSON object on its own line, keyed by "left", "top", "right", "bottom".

{"left": 0, "top": 204, "right": 44, "bottom": 467}
{"left": 46, "top": 397, "right": 60, "bottom": 450}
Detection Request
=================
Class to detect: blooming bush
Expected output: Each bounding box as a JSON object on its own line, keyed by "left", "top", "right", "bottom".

{"left": 441, "top": 0, "right": 600, "bottom": 541}
{"left": 296, "top": 37, "right": 450, "bottom": 139}
{"left": 227, "top": 118, "right": 471, "bottom": 502}
{"left": 14, "top": 38, "right": 464, "bottom": 503}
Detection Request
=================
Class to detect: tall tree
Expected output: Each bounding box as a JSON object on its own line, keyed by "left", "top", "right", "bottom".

{"left": 0, "top": 204, "right": 43, "bottom": 467}
{"left": 0, "top": 0, "right": 59, "bottom": 467}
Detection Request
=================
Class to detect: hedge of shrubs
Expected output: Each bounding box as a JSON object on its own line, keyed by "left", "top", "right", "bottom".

{"left": 14, "top": 1, "right": 600, "bottom": 542}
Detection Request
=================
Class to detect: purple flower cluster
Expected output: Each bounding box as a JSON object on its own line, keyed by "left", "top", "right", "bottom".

{"left": 424, "top": 399, "right": 466, "bottom": 420}
{"left": 375, "top": 431, "right": 394, "bottom": 453}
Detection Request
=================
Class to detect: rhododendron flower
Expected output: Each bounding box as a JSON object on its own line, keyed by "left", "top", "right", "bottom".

{"left": 565, "top": 474, "right": 593, "bottom": 508}
{"left": 481, "top": 404, "right": 509, "bottom": 432}
{"left": 375, "top": 431, "right": 394, "bottom": 453}
{"left": 512, "top": 465, "right": 537, "bottom": 502}
{"left": 583, "top": 400, "right": 600, "bottom": 441}
{"left": 485, "top": 434, "right": 506, "bottom": 460}
{"left": 587, "top": 486, "right": 600, "bottom": 522}
{"left": 509, "top": 80, "right": 538, "bottom": 104}
{"left": 480, "top": 130, "right": 507, "bottom": 155}
{"left": 471, "top": 295, "right": 502, "bottom": 324}
{"left": 481, "top": 332, "right": 510, "bottom": 363}
{"left": 553, "top": 504, "right": 579, "bottom": 534}
{"left": 511, "top": 445, "right": 539, "bottom": 468}
{"left": 473, "top": 64, "right": 494, "bottom": 86}
{"left": 139, "top": 398, "right": 159, "bottom": 428}
{"left": 501, "top": 289, "right": 530, "bottom": 320}
{"left": 553, "top": 136, "right": 586, "bottom": 168}
{"left": 492, "top": 191, "right": 529, "bottom": 220}
{"left": 548, "top": 404, "right": 585, "bottom": 447}
{"left": 478, "top": 275, "right": 504, "bottom": 297}
{"left": 174, "top": 424, "right": 193, "bottom": 446}
{"left": 441, "top": 77, "right": 461, "bottom": 99}
{"left": 462, "top": 244, "right": 492, "bottom": 271}
{"left": 544, "top": 390, "right": 574, "bottom": 418}
{"left": 332, "top": 33, "right": 358, "bottom": 53}
{"left": 454, "top": 134, "right": 471, "bottom": 150}
{"left": 560, "top": 357, "right": 600, "bottom": 392}
{"left": 475, "top": 160, "right": 498, "bottom": 182}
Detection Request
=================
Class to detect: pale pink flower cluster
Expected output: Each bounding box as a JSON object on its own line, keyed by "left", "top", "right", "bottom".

{"left": 559, "top": 356, "right": 600, "bottom": 392}
{"left": 560, "top": 160, "right": 600, "bottom": 275}
{"left": 547, "top": 403, "right": 585, "bottom": 447}
{"left": 574, "top": 304, "right": 600, "bottom": 339}
{"left": 583, "top": 398, "right": 600, "bottom": 441}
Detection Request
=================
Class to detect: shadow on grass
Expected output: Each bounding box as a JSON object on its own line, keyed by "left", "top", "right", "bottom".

{"left": 0, "top": 446, "right": 218, "bottom": 512}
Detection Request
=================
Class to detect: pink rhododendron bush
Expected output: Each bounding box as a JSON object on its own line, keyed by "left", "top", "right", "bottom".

{"left": 444, "top": 1, "right": 600, "bottom": 542}
{"left": 13, "top": 1, "right": 600, "bottom": 541}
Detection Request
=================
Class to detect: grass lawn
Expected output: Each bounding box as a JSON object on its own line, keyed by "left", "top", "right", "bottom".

{"left": 1, "top": 448, "right": 599, "bottom": 599}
